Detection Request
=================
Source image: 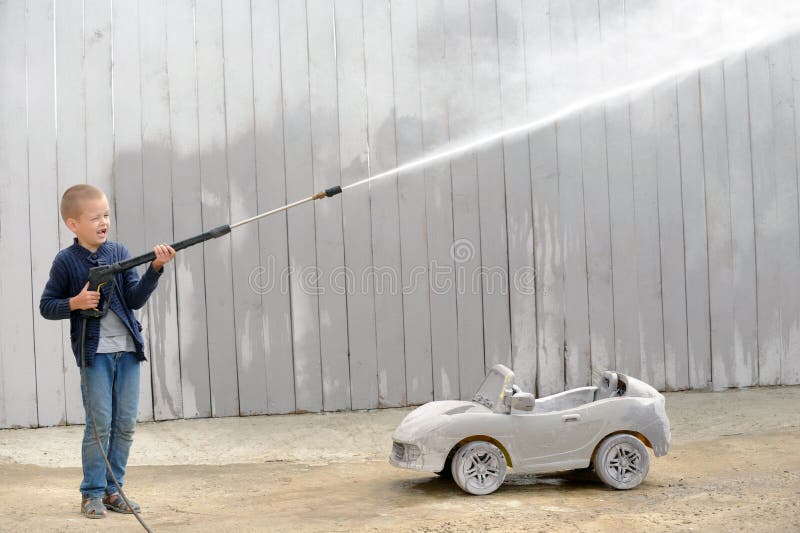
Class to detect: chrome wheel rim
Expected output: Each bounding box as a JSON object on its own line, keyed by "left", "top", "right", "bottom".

{"left": 606, "top": 443, "right": 643, "bottom": 485}
{"left": 462, "top": 447, "right": 501, "bottom": 490}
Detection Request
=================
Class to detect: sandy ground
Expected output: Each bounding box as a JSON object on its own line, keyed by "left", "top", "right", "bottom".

{"left": 0, "top": 386, "right": 798, "bottom": 532}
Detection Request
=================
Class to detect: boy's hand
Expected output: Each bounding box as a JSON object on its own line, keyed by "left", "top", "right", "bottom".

{"left": 151, "top": 243, "right": 176, "bottom": 271}
{"left": 69, "top": 281, "right": 101, "bottom": 311}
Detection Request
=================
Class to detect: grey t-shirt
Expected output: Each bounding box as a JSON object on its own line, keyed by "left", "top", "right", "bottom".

{"left": 96, "top": 308, "right": 136, "bottom": 354}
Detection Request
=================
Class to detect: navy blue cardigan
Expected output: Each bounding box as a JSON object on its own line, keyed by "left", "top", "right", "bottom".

{"left": 39, "top": 238, "right": 163, "bottom": 366}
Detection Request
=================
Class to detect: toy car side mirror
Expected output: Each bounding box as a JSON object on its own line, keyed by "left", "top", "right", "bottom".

{"left": 511, "top": 392, "right": 535, "bottom": 413}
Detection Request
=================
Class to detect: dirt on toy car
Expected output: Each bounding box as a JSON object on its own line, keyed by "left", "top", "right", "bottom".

{"left": 390, "top": 364, "right": 670, "bottom": 494}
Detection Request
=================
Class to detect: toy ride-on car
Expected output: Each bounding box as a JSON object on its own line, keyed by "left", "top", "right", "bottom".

{"left": 389, "top": 364, "right": 670, "bottom": 495}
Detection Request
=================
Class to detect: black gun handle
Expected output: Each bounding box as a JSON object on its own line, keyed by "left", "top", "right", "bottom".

{"left": 115, "top": 224, "right": 232, "bottom": 272}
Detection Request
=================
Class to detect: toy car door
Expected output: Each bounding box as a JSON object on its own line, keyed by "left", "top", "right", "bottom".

{"left": 510, "top": 407, "right": 599, "bottom": 472}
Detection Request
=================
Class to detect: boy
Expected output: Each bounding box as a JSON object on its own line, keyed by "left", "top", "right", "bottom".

{"left": 39, "top": 184, "right": 176, "bottom": 519}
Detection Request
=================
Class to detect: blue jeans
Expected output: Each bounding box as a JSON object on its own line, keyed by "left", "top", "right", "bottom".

{"left": 79, "top": 352, "right": 140, "bottom": 499}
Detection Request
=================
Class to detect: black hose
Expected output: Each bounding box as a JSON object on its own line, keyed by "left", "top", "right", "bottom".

{"left": 80, "top": 317, "right": 153, "bottom": 532}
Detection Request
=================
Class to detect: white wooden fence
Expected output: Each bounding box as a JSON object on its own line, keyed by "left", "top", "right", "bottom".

{"left": 2, "top": 0, "right": 800, "bottom": 428}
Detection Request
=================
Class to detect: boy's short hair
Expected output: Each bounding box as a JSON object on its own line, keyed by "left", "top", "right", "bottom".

{"left": 60, "top": 184, "right": 106, "bottom": 223}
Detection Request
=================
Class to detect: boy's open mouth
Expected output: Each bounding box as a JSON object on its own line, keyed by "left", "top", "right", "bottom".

{"left": 98, "top": 229, "right": 108, "bottom": 238}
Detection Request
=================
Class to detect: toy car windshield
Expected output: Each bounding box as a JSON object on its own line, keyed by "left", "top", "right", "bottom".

{"left": 471, "top": 364, "right": 514, "bottom": 412}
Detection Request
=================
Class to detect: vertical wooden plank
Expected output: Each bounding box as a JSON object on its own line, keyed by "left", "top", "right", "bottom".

{"left": 307, "top": 0, "right": 349, "bottom": 411}
{"left": 629, "top": 89, "right": 666, "bottom": 387}
{"left": 57, "top": 0, "right": 91, "bottom": 424}
{"left": 252, "top": 0, "right": 295, "bottom": 414}
{"left": 769, "top": 40, "right": 800, "bottom": 387}
{"left": 335, "top": 0, "right": 380, "bottom": 408}
{"left": 524, "top": 0, "right": 563, "bottom": 396}
{"left": 599, "top": 0, "right": 639, "bottom": 382}
{"left": 140, "top": 0, "right": 183, "bottom": 420}
{"left": 676, "top": 73, "right": 712, "bottom": 389}
{"left": 626, "top": 0, "right": 665, "bottom": 388}
{"left": 748, "top": 47, "right": 781, "bottom": 387}
{"left": 167, "top": 0, "right": 212, "bottom": 418}
{"left": 364, "top": 0, "right": 406, "bottom": 407}
{"left": 0, "top": 0, "right": 38, "bottom": 427}
{"left": 497, "top": 0, "right": 537, "bottom": 394}
{"left": 84, "top": 0, "right": 115, "bottom": 224}
{"left": 573, "top": 0, "right": 614, "bottom": 381}
{"left": 700, "top": 62, "right": 735, "bottom": 391}
{"left": 417, "top": 0, "right": 459, "bottom": 401}
{"left": 112, "top": 0, "right": 154, "bottom": 422}
{"left": 723, "top": 53, "right": 759, "bottom": 388}
{"left": 551, "top": 0, "right": 591, "bottom": 389}
{"left": 28, "top": 0, "right": 67, "bottom": 427}
{"left": 787, "top": 33, "right": 800, "bottom": 385}
{"left": 470, "top": 0, "right": 512, "bottom": 373}
{"left": 655, "top": 83, "right": 689, "bottom": 390}
{"left": 444, "top": 0, "right": 484, "bottom": 400}
{"left": 649, "top": 0, "right": 688, "bottom": 392}
{"left": 280, "top": 0, "right": 323, "bottom": 412}
{"left": 195, "top": 0, "right": 239, "bottom": 416}
{"left": 390, "top": 0, "right": 433, "bottom": 404}
{"left": 221, "top": 0, "right": 268, "bottom": 415}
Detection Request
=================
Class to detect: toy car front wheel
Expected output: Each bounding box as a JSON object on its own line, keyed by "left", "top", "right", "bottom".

{"left": 594, "top": 433, "right": 650, "bottom": 489}
{"left": 451, "top": 441, "right": 507, "bottom": 495}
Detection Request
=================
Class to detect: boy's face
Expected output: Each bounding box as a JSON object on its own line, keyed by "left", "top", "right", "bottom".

{"left": 66, "top": 195, "right": 111, "bottom": 251}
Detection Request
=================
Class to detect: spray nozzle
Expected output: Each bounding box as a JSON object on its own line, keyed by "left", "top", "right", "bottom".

{"left": 312, "top": 185, "right": 343, "bottom": 200}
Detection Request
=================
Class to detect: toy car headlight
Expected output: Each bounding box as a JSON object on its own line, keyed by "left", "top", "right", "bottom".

{"left": 392, "top": 442, "right": 421, "bottom": 462}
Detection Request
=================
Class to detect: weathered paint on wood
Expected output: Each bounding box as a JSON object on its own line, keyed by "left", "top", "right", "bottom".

{"left": 222, "top": 0, "right": 268, "bottom": 416}
{"left": 787, "top": 34, "right": 800, "bottom": 385}
{"left": 0, "top": 0, "right": 38, "bottom": 428}
{"left": 600, "top": 0, "right": 640, "bottom": 386}
{"left": 55, "top": 0, "right": 91, "bottom": 425}
{"left": 444, "top": 0, "right": 485, "bottom": 401}
{"left": 110, "top": 0, "right": 155, "bottom": 423}
{"left": 391, "top": 0, "right": 433, "bottom": 405}
{"left": 525, "top": 0, "right": 564, "bottom": 397}
{"left": 252, "top": 0, "right": 296, "bottom": 415}
{"left": 27, "top": 0, "right": 67, "bottom": 427}
{"left": 308, "top": 0, "right": 350, "bottom": 412}
{"left": 418, "top": 0, "right": 460, "bottom": 401}
{"left": 167, "top": 0, "right": 212, "bottom": 419}
{"left": 574, "top": 0, "right": 615, "bottom": 384}
{"left": 6, "top": 1, "right": 800, "bottom": 429}
{"left": 364, "top": 0, "right": 407, "bottom": 408}
{"left": 724, "top": 54, "right": 759, "bottom": 389}
{"left": 676, "top": 73, "right": 712, "bottom": 390}
{"left": 280, "top": 0, "right": 323, "bottom": 413}
{"left": 769, "top": 41, "right": 800, "bottom": 389}
{"left": 700, "top": 62, "right": 736, "bottom": 391}
{"left": 195, "top": 0, "right": 239, "bottom": 417}
{"left": 497, "top": 0, "right": 537, "bottom": 395}
{"left": 335, "top": 0, "right": 378, "bottom": 409}
{"left": 140, "top": 0, "right": 184, "bottom": 421}
{"left": 552, "top": 1, "right": 591, "bottom": 390}
{"left": 470, "top": 0, "right": 512, "bottom": 374}
{"left": 748, "top": 47, "right": 781, "bottom": 387}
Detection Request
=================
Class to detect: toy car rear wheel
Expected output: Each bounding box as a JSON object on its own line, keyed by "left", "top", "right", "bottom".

{"left": 451, "top": 441, "right": 507, "bottom": 495}
{"left": 594, "top": 433, "right": 650, "bottom": 490}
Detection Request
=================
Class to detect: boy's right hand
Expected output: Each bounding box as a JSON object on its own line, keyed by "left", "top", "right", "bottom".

{"left": 69, "top": 282, "right": 101, "bottom": 311}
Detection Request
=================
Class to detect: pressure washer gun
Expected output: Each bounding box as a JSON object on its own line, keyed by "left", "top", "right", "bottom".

{"left": 79, "top": 185, "right": 343, "bottom": 318}
{"left": 80, "top": 224, "right": 231, "bottom": 318}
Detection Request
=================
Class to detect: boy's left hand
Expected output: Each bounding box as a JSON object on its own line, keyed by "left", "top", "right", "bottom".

{"left": 151, "top": 243, "right": 176, "bottom": 271}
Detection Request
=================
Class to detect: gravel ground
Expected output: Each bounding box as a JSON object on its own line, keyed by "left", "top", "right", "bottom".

{"left": 0, "top": 386, "right": 798, "bottom": 532}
